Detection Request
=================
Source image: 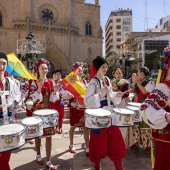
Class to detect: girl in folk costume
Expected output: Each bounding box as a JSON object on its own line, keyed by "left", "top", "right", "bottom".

{"left": 130, "top": 67, "right": 155, "bottom": 153}
{"left": 51, "top": 69, "right": 69, "bottom": 134}
{"left": 0, "top": 53, "right": 21, "bottom": 170}
{"left": 67, "top": 62, "right": 89, "bottom": 155}
{"left": 84, "top": 56, "right": 126, "bottom": 170}
{"left": 111, "top": 68, "right": 130, "bottom": 145}
{"left": 21, "top": 58, "right": 60, "bottom": 170}
{"left": 111, "top": 68, "right": 130, "bottom": 107}
{"left": 139, "top": 47, "right": 170, "bottom": 170}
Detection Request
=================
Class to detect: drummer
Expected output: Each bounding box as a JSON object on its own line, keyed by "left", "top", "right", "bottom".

{"left": 67, "top": 62, "right": 89, "bottom": 156}
{"left": 111, "top": 68, "right": 130, "bottom": 145}
{"left": 130, "top": 67, "right": 155, "bottom": 153}
{"left": 84, "top": 56, "right": 126, "bottom": 170}
{"left": 0, "top": 52, "right": 21, "bottom": 170}
{"left": 51, "top": 69, "right": 69, "bottom": 134}
{"left": 139, "top": 48, "right": 170, "bottom": 170}
{"left": 21, "top": 58, "right": 60, "bottom": 170}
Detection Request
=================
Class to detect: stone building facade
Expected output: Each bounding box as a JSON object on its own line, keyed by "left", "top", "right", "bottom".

{"left": 0, "top": 0, "right": 102, "bottom": 74}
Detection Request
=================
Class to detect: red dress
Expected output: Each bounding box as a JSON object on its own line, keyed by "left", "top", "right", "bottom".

{"left": 68, "top": 98, "right": 85, "bottom": 127}
{"left": 24, "top": 79, "right": 56, "bottom": 136}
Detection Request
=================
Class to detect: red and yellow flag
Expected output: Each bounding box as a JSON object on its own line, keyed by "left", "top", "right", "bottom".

{"left": 60, "top": 69, "right": 86, "bottom": 105}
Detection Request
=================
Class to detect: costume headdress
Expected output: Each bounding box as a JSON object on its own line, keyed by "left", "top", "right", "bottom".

{"left": 156, "top": 47, "right": 170, "bottom": 84}
{"left": 89, "top": 56, "right": 108, "bottom": 80}
{"left": 0, "top": 52, "right": 8, "bottom": 77}
{"left": 72, "top": 62, "right": 83, "bottom": 71}
{"left": 34, "top": 58, "right": 51, "bottom": 73}
{"left": 0, "top": 52, "right": 8, "bottom": 63}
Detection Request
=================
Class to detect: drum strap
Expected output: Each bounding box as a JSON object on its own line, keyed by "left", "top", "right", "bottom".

{"left": 93, "top": 76, "right": 110, "bottom": 89}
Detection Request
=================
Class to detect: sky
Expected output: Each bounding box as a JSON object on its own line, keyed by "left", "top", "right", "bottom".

{"left": 85, "top": 0, "right": 169, "bottom": 56}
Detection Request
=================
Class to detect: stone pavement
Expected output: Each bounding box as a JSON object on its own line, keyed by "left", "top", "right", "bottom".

{"left": 9, "top": 107, "right": 153, "bottom": 170}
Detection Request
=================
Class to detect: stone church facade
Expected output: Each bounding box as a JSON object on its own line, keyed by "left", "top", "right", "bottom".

{"left": 0, "top": 0, "right": 102, "bottom": 74}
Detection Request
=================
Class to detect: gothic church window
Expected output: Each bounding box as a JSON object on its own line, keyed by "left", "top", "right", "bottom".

{"left": 0, "top": 11, "right": 2, "bottom": 27}
{"left": 85, "top": 21, "right": 92, "bottom": 35}
{"left": 41, "top": 8, "right": 54, "bottom": 22}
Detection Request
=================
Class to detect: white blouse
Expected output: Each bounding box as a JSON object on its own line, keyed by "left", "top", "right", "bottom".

{"left": 139, "top": 83, "right": 170, "bottom": 129}
{"left": 21, "top": 80, "right": 60, "bottom": 103}
{"left": 84, "top": 76, "right": 122, "bottom": 109}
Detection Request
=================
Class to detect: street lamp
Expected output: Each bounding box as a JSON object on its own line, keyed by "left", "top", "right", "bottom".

{"left": 119, "top": 54, "right": 136, "bottom": 79}
{"left": 16, "top": 32, "right": 46, "bottom": 68}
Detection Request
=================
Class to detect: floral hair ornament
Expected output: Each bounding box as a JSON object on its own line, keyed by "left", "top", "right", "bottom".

{"left": 34, "top": 58, "right": 51, "bottom": 73}
{"left": 158, "top": 47, "right": 170, "bottom": 83}
{"left": 72, "top": 62, "right": 83, "bottom": 71}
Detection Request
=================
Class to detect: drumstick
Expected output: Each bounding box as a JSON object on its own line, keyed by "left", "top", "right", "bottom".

{"left": 16, "top": 90, "right": 29, "bottom": 105}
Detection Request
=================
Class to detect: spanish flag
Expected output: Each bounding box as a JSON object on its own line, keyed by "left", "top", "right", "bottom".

{"left": 60, "top": 69, "right": 86, "bottom": 105}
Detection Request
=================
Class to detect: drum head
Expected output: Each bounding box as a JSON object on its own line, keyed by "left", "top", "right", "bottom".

{"left": 0, "top": 124, "right": 25, "bottom": 135}
{"left": 128, "top": 102, "right": 141, "bottom": 107}
{"left": 126, "top": 106, "right": 139, "bottom": 111}
{"left": 22, "top": 117, "right": 42, "bottom": 125}
{"left": 33, "top": 109, "right": 58, "bottom": 116}
{"left": 113, "top": 108, "right": 134, "bottom": 115}
{"left": 85, "top": 108, "right": 112, "bottom": 116}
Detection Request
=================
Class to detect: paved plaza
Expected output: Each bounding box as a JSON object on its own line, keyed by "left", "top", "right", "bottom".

{"left": 9, "top": 107, "right": 152, "bottom": 170}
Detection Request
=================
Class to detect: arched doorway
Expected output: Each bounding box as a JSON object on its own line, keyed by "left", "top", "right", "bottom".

{"left": 44, "top": 47, "right": 71, "bottom": 77}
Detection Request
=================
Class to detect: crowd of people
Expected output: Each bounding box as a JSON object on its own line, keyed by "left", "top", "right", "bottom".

{"left": 0, "top": 51, "right": 170, "bottom": 170}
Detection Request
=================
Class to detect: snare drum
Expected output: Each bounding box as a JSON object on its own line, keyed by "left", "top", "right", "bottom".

{"left": 111, "top": 108, "right": 134, "bottom": 127}
{"left": 33, "top": 109, "right": 59, "bottom": 136}
{"left": 128, "top": 102, "right": 142, "bottom": 107}
{"left": 126, "top": 106, "right": 142, "bottom": 122}
{"left": 22, "top": 117, "right": 43, "bottom": 139}
{"left": 0, "top": 124, "right": 25, "bottom": 153}
{"left": 85, "top": 108, "right": 112, "bottom": 129}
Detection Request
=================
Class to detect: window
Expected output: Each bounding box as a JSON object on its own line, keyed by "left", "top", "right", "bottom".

{"left": 41, "top": 8, "right": 54, "bottom": 22}
{"left": 123, "top": 26, "right": 130, "bottom": 31}
{"left": 109, "top": 19, "right": 113, "bottom": 24}
{"left": 117, "top": 38, "right": 121, "bottom": 42}
{"left": 116, "top": 32, "right": 121, "bottom": 36}
{"left": 116, "top": 19, "right": 121, "bottom": 23}
{"left": 164, "top": 21, "right": 168, "bottom": 28}
{"left": 116, "top": 25, "right": 121, "bottom": 29}
{"left": 123, "top": 18, "right": 130, "bottom": 25}
{"left": 0, "top": 11, "right": 2, "bottom": 27}
{"left": 85, "top": 21, "right": 92, "bottom": 35}
{"left": 117, "top": 45, "right": 120, "bottom": 49}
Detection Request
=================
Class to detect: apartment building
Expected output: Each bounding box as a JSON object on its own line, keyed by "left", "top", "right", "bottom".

{"left": 105, "top": 8, "right": 132, "bottom": 57}
{"left": 146, "top": 15, "right": 170, "bottom": 32}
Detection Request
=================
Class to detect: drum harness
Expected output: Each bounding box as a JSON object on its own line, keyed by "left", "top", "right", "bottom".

{"left": 93, "top": 76, "right": 113, "bottom": 110}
